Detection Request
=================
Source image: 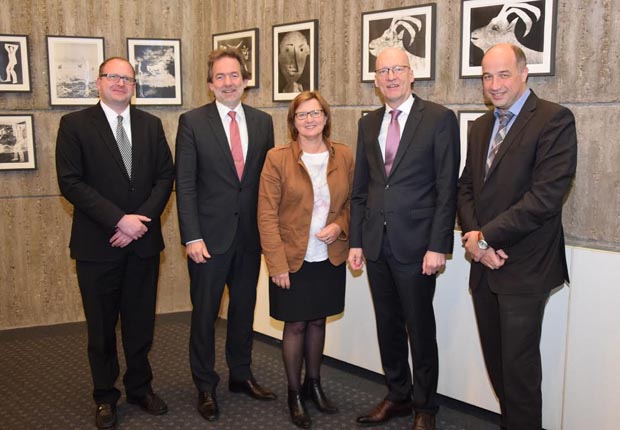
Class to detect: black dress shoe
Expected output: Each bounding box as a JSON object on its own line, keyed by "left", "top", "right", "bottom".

{"left": 303, "top": 378, "right": 338, "bottom": 414}
{"left": 127, "top": 390, "right": 168, "bottom": 415}
{"left": 413, "top": 412, "right": 436, "bottom": 430}
{"left": 288, "top": 389, "right": 311, "bottom": 428}
{"left": 356, "top": 399, "right": 413, "bottom": 426}
{"left": 197, "top": 390, "right": 219, "bottom": 421}
{"left": 95, "top": 403, "right": 117, "bottom": 429}
{"left": 229, "top": 378, "right": 277, "bottom": 400}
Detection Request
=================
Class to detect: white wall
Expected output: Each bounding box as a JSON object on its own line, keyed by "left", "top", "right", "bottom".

{"left": 250, "top": 233, "right": 620, "bottom": 430}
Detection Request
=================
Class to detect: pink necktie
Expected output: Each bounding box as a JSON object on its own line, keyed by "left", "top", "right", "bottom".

{"left": 228, "top": 111, "right": 244, "bottom": 180}
{"left": 384, "top": 109, "right": 401, "bottom": 175}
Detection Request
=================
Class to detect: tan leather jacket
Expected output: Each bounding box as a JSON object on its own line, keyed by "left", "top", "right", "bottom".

{"left": 258, "top": 139, "right": 354, "bottom": 275}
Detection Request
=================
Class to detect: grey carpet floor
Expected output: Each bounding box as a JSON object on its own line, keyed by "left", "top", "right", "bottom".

{"left": 0, "top": 312, "right": 499, "bottom": 429}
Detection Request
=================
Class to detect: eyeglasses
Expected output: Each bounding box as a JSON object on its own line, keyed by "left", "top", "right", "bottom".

{"left": 375, "top": 65, "right": 410, "bottom": 77}
{"left": 99, "top": 73, "right": 137, "bottom": 85}
{"left": 294, "top": 109, "right": 323, "bottom": 120}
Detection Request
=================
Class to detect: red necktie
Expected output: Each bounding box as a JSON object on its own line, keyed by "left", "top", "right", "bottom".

{"left": 384, "top": 109, "right": 401, "bottom": 175}
{"left": 228, "top": 111, "right": 244, "bottom": 179}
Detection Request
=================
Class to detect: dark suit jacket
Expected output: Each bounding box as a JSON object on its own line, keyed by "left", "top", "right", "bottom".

{"left": 457, "top": 91, "right": 577, "bottom": 294}
{"left": 175, "top": 102, "right": 274, "bottom": 254}
{"left": 56, "top": 103, "right": 175, "bottom": 262}
{"left": 350, "top": 95, "right": 460, "bottom": 264}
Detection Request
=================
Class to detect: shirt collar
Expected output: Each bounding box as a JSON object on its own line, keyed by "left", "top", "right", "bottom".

{"left": 385, "top": 94, "right": 415, "bottom": 117}
{"left": 100, "top": 101, "right": 130, "bottom": 123}
{"left": 215, "top": 100, "right": 244, "bottom": 121}
{"left": 495, "top": 88, "right": 531, "bottom": 119}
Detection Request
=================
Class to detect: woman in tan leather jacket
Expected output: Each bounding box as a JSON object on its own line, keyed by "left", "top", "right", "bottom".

{"left": 258, "top": 91, "right": 353, "bottom": 428}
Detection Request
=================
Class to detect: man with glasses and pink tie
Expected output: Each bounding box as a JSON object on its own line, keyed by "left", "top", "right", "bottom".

{"left": 349, "top": 47, "right": 460, "bottom": 430}
{"left": 56, "top": 57, "right": 174, "bottom": 429}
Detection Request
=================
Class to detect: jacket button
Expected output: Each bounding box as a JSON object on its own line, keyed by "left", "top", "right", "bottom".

{"left": 385, "top": 184, "right": 390, "bottom": 190}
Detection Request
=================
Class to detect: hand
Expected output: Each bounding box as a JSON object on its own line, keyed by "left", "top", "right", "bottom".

{"left": 116, "top": 214, "right": 151, "bottom": 240}
{"left": 422, "top": 250, "right": 446, "bottom": 276}
{"left": 316, "top": 223, "right": 342, "bottom": 245}
{"left": 479, "top": 246, "right": 508, "bottom": 270}
{"left": 462, "top": 231, "right": 485, "bottom": 262}
{"left": 186, "top": 240, "right": 211, "bottom": 264}
{"left": 109, "top": 230, "right": 133, "bottom": 248}
{"left": 271, "top": 272, "right": 290, "bottom": 289}
{"left": 348, "top": 248, "right": 365, "bottom": 270}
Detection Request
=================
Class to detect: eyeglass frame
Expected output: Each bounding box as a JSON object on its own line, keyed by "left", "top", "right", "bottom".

{"left": 99, "top": 73, "right": 137, "bottom": 85}
{"left": 374, "top": 65, "right": 410, "bottom": 78}
{"left": 294, "top": 109, "right": 324, "bottom": 120}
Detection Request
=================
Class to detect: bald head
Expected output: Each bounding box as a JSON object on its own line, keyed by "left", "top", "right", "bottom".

{"left": 481, "top": 43, "right": 529, "bottom": 110}
{"left": 374, "top": 47, "right": 414, "bottom": 108}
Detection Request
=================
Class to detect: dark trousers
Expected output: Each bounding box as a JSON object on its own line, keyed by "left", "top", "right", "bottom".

{"left": 76, "top": 253, "right": 160, "bottom": 405}
{"left": 366, "top": 234, "right": 439, "bottom": 414}
{"left": 472, "top": 275, "right": 548, "bottom": 430}
{"left": 188, "top": 231, "right": 261, "bottom": 393}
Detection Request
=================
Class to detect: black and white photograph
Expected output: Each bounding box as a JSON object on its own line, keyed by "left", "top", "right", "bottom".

{"left": 0, "top": 115, "right": 36, "bottom": 171}
{"left": 46, "top": 36, "right": 104, "bottom": 106}
{"left": 127, "top": 38, "right": 182, "bottom": 105}
{"left": 361, "top": 4, "right": 436, "bottom": 82}
{"left": 0, "top": 34, "right": 31, "bottom": 92}
{"left": 458, "top": 110, "right": 488, "bottom": 175}
{"left": 461, "top": 0, "right": 557, "bottom": 77}
{"left": 273, "top": 20, "right": 318, "bottom": 102}
{"left": 213, "top": 28, "right": 259, "bottom": 89}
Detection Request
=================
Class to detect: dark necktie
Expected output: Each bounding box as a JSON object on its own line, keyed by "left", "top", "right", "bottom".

{"left": 228, "top": 111, "right": 244, "bottom": 179}
{"left": 485, "top": 110, "right": 514, "bottom": 179}
{"left": 384, "top": 109, "right": 401, "bottom": 175}
{"left": 116, "top": 115, "right": 132, "bottom": 178}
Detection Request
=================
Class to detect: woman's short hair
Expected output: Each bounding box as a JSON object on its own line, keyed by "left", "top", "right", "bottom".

{"left": 287, "top": 91, "right": 332, "bottom": 141}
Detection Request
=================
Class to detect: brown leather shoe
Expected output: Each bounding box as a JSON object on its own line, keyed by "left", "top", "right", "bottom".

{"left": 197, "top": 390, "right": 219, "bottom": 421}
{"left": 127, "top": 390, "right": 168, "bottom": 415}
{"left": 229, "top": 378, "right": 277, "bottom": 400}
{"left": 356, "top": 399, "right": 413, "bottom": 426}
{"left": 413, "top": 412, "right": 436, "bottom": 430}
{"left": 95, "top": 403, "right": 117, "bottom": 429}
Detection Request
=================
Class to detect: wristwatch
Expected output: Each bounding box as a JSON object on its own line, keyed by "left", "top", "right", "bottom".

{"left": 477, "top": 231, "right": 489, "bottom": 250}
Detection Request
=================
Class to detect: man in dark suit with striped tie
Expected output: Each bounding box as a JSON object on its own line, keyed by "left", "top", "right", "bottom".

{"left": 458, "top": 43, "right": 577, "bottom": 429}
{"left": 56, "top": 57, "right": 174, "bottom": 429}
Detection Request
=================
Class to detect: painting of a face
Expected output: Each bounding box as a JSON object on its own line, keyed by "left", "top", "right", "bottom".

{"left": 278, "top": 31, "right": 309, "bottom": 84}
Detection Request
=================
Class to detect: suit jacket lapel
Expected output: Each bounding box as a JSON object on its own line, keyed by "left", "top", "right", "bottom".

{"left": 368, "top": 108, "right": 387, "bottom": 180}
{"left": 205, "top": 102, "right": 239, "bottom": 182}
{"left": 242, "top": 104, "right": 259, "bottom": 183}
{"left": 485, "top": 92, "right": 538, "bottom": 180}
{"left": 91, "top": 103, "right": 131, "bottom": 182}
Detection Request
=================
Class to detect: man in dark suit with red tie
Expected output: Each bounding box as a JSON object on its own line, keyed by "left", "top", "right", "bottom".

{"left": 56, "top": 57, "right": 174, "bottom": 429}
{"left": 175, "top": 48, "right": 276, "bottom": 422}
{"left": 457, "top": 43, "right": 577, "bottom": 429}
{"left": 349, "top": 47, "right": 460, "bottom": 430}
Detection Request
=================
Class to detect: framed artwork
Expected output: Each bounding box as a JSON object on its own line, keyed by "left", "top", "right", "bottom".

{"left": 461, "top": 0, "right": 557, "bottom": 77}
{"left": 127, "top": 38, "right": 182, "bottom": 105}
{"left": 0, "top": 34, "right": 31, "bottom": 92}
{"left": 213, "top": 28, "right": 259, "bottom": 89}
{"left": 458, "top": 110, "right": 488, "bottom": 175}
{"left": 273, "top": 20, "right": 318, "bottom": 102}
{"left": 361, "top": 4, "right": 436, "bottom": 82}
{"left": 0, "top": 115, "right": 36, "bottom": 171}
{"left": 46, "top": 36, "right": 104, "bottom": 106}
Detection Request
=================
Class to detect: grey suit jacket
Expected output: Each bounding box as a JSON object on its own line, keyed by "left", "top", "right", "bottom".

{"left": 175, "top": 102, "right": 274, "bottom": 254}
{"left": 350, "top": 95, "right": 460, "bottom": 264}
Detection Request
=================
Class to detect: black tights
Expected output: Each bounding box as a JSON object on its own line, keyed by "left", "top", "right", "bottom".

{"left": 282, "top": 318, "right": 326, "bottom": 391}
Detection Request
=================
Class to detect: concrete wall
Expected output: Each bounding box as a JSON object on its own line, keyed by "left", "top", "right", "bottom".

{"left": 0, "top": 0, "right": 617, "bottom": 326}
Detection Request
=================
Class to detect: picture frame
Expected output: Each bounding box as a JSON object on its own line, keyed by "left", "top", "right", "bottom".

{"left": 46, "top": 36, "right": 105, "bottom": 106}
{"left": 127, "top": 38, "right": 182, "bottom": 105}
{"left": 458, "top": 110, "right": 488, "bottom": 175}
{"left": 213, "top": 28, "right": 259, "bottom": 89}
{"left": 460, "top": 0, "right": 557, "bottom": 77}
{"left": 273, "top": 20, "right": 318, "bottom": 102}
{"left": 0, "top": 34, "right": 31, "bottom": 92}
{"left": 0, "top": 115, "right": 36, "bottom": 171}
{"left": 361, "top": 4, "right": 436, "bottom": 82}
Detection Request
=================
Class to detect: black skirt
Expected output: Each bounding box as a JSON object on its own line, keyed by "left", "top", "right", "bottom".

{"left": 269, "top": 259, "right": 345, "bottom": 322}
